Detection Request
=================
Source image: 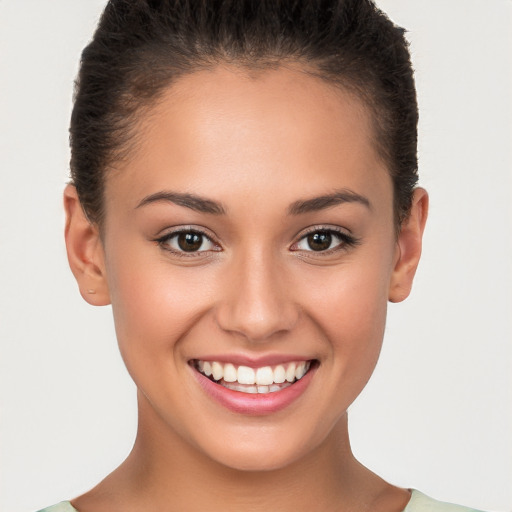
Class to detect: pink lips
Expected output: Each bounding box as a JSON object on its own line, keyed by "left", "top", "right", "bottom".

{"left": 192, "top": 361, "right": 316, "bottom": 415}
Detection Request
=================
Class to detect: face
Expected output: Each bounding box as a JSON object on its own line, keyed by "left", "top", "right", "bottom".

{"left": 73, "top": 65, "right": 419, "bottom": 471}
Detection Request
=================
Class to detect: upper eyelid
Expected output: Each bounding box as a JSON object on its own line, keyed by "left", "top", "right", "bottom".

{"left": 155, "top": 227, "right": 221, "bottom": 253}
{"left": 290, "top": 226, "right": 359, "bottom": 252}
{"left": 292, "top": 224, "right": 352, "bottom": 240}
{"left": 156, "top": 225, "right": 217, "bottom": 241}
{"left": 154, "top": 231, "right": 221, "bottom": 261}
{"left": 154, "top": 224, "right": 354, "bottom": 248}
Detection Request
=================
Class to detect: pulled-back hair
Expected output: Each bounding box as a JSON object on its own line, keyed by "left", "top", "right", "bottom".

{"left": 71, "top": 0, "right": 418, "bottom": 227}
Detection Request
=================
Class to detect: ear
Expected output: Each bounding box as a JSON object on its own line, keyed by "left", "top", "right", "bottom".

{"left": 388, "top": 188, "right": 429, "bottom": 303}
{"left": 64, "top": 184, "right": 110, "bottom": 306}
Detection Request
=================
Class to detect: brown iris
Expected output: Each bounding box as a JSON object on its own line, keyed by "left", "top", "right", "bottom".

{"left": 307, "top": 231, "right": 332, "bottom": 251}
{"left": 177, "top": 232, "right": 203, "bottom": 252}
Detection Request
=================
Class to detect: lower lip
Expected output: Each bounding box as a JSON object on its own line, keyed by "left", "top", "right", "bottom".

{"left": 192, "top": 364, "right": 316, "bottom": 415}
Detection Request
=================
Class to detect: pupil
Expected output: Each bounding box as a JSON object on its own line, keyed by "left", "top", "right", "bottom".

{"left": 178, "top": 233, "right": 202, "bottom": 252}
{"left": 308, "top": 232, "right": 332, "bottom": 251}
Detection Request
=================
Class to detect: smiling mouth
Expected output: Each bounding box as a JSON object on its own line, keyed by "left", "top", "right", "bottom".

{"left": 192, "top": 359, "right": 314, "bottom": 394}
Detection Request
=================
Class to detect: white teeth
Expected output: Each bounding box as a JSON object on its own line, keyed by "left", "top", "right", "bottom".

{"left": 223, "top": 363, "right": 237, "bottom": 383}
{"left": 285, "top": 363, "right": 296, "bottom": 382}
{"left": 223, "top": 382, "right": 246, "bottom": 393}
{"left": 237, "top": 365, "right": 255, "bottom": 385}
{"left": 222, "top": 381, "right": 293, "bottom": 394}
{"left": 195, "top": 359, "right": 312, "bottom": 392}
{"left": 273, "top": 365, "right": 286, "bottom": 384}
{"left": 203, "top": 361, "right": 212, "bottom": 377}
{"left": 255, "top": 366, "right": 274, "bottom": 385}
{"left": 211, "top": 361, "right": 223, "bottom": 381}
{"left": 295, "top": 361, "right": 306, "bottom": 380}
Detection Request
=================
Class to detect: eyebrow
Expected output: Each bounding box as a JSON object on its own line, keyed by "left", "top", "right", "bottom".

{"left": 288, "top": 189, "right": 371, "bottom": 215}
{"left": 135, "top": 191, "right": 226, "bottom": 215}
{"left": 135, "top": 188, "right": 370, "bottom": 216}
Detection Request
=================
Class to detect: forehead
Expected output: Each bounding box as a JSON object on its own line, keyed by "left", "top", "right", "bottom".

{"left": 105, "top": 65, "right": 391, "bottom": 215}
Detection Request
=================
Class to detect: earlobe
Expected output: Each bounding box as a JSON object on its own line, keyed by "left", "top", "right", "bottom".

{"left": 64, "top": 184, "right": 111, "bottom": 306}
{"left": 388, "top": 188, "right": 429, "bottom": 303}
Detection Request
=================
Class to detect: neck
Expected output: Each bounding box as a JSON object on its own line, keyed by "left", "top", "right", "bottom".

{"left": 73, "top": 392, "right": 407, "bottom": 512}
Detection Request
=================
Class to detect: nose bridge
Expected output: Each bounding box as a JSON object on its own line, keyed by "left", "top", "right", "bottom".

{"left": 215, "top": 246, "right": 298, "bottom": 342}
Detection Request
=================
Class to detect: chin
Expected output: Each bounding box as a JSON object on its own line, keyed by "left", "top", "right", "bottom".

{"left": 211, "top": 446, "right": 303, "bottom": 472}
{"left": 195, "top": 424, "right": 324, "bottom": 473}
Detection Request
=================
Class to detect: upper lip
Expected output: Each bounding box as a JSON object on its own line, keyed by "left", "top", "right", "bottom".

{"left": 190, "top": 353, "right": 315, "bottom": 368}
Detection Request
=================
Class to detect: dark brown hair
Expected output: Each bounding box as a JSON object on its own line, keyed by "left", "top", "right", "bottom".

{"left": 70, "top": 0, "right": 418, "bottom": 226}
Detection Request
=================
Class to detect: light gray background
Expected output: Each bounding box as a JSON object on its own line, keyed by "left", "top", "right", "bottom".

{"left": 0, "top": 1, "right": 511, "bottom": 511}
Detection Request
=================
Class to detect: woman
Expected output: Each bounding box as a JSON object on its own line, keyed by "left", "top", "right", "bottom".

{"left": 31, "top": 1, "right": 496, "bottom": 511}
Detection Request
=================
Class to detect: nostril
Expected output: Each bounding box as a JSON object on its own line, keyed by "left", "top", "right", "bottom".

{"left": 214, "top": 301, "right": 300, "bottom": 342}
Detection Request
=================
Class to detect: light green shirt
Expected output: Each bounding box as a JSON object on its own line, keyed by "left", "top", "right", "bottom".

{"left": 36, "top": 490, "right": 485, "bottom": 511}
{"left": 403, "top": 491, "right": 483, "bottom": 511}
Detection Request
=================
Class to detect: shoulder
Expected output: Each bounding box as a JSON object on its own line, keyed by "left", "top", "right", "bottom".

{"left": 36, "top": 502, "right": 78, "bottom": 512}
{"left": 404, "top": 490, "right": 485, "bottom": 512}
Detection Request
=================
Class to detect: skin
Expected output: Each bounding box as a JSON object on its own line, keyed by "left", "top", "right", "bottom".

{"left": 64, "top": 65, "right": 428, "bottom": 512}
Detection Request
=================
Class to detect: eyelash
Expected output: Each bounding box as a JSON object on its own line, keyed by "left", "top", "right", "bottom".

{"left": 154, "top": 226, "right": 359, "bottom": 257}
{"left": 155, "top": 227, "right": 220, "bottom": 258}
{"left": 291, "top": 226, "right": 360, "bottom": 255}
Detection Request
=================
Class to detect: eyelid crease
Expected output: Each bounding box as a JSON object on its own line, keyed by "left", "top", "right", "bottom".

{"left": 291, "top": 224, "right": 356, "bottom": 242}
{"left": 154, "top": 225, "right": 213, "bottom": 238}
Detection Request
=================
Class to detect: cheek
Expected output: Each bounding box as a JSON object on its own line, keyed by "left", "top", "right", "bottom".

{"left": 302, "top": 257, "right": 389, "bottom": 331}
{"left": 104, "top": 246, "right": 216, "bottom": 369}
{"left": 296, "top": 251, "right": 393, "bottom": 382}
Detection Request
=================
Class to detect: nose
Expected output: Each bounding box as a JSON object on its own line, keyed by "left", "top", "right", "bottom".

{"left": 214, "top": 249, "right": 299, "bottom": 342}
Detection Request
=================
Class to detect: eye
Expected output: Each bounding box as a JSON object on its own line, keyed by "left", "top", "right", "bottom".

{"left": 292, "top": 228, "right": 358, "bottom": 253}
{"left": 157, "top": 229, "right": 219, "bottom": 254}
